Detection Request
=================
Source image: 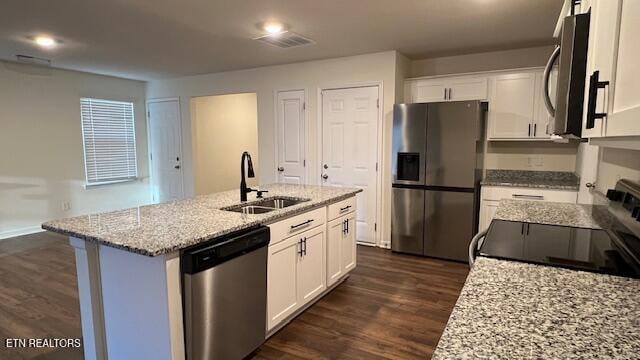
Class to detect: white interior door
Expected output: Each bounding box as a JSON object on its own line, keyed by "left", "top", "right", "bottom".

{"left": 321, "top": 86, "right": 379, "bottom": 245}
{"left": 147, "top": 100, "right": 184, "bottom": 203}
{"left": 276, "top": 90, "right": 306, "bottom": 184}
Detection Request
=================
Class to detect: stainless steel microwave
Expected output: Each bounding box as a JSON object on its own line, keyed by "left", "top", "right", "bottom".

{"left": 543, "top": 12, "right": 590, "bottom": 139}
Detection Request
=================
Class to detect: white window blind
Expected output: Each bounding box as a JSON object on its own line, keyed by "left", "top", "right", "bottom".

{"left": 80, "top": 98, "right": 138, "bottom": 185}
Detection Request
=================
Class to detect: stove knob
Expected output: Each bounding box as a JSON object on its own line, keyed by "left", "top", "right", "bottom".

{"left": 606, "top": 189, "right": 624, "bottom": 202}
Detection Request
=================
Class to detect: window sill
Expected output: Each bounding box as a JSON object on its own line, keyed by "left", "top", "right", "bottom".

{"left": 84, "top": 178, "right": 139, "bottom": 189}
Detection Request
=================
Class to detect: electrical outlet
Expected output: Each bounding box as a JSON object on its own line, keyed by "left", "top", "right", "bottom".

{"left": 62, "top": 201, "right": 71, "bottom": 212}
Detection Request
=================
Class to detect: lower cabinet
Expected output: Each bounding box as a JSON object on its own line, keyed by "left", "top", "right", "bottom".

{"left": 267, "top": 225, "right": 326, "bottom": 331}
{"left": 266, "top": 197, "right": 358, "bottom": 333}
{"left": 479, "top": 186, "right": 578, "bottom": 231}
{"left": 326, "top": 211, "right": 356, "bottom": 287}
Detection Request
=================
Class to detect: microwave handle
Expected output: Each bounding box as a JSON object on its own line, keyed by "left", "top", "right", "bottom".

{"left": 543, "top": 46, "right": 560, "bottom": 118}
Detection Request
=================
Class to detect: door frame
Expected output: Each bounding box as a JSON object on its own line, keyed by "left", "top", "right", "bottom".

{"left": 273, "top": 88, "right": 308, "bottom": 184}
{"left": 316, "top": 81, "right": 384, "bottom": 247}
{"left": 145, "top": 97, "right": 185, "bottom": 202}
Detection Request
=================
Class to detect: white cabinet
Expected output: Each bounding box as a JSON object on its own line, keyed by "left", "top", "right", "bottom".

{"left": 405, "top": 76, "right": 488, "bottom": 103}
{"left": 487, "top": 72, "right": 536, "bottom": 139}
{"left": 267, "top": 225, "right": 326, "bottom": 331}
{"left": 266, "top": 197, "right": 357, "bottom": 333}
{"left": 479, "top": 186, "right": 578, "bottom": 231}
{"left": 327, "top": 211, "right": 356, "bottom": 287}
{"left": 533, "top": 69, "right": 557, "bottom": 139}
{"left": 581, "top": 0, "right": 640, "bottom": 143}
{"left": 267, "top": 236, "right": 300, "bottom": 330}
{"left": 479, "top": 201, "right": 499, "bottom": 232}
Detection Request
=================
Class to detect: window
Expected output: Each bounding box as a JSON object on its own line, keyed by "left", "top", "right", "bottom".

{"left": 80, "top": 98, "right": 138, "bottom": 185}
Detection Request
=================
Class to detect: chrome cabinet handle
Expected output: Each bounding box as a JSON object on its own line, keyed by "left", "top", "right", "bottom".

{"left": 343, "top": 219, "right": 347, "bottom": 234}
{"left": 443, "top": 88, "right": 447, "bottom": 100}
{"left": 298, "top": 239, "right": 303, "bottom": 257}
{"left": 528, "top": 124, "right": 531, "bottom": 137}
{"left": 339, "top": 205, "right": 352, "bottom": 213}
{"left": 277, "top": 166, "right": 284, "bottom": 172}
{"left": 534, "top": 124, "right": 537, "bottom": 136}
{"left": 512, "top": 194, "right": 544, "bottom": 200}
{"left": 448, "top": 88, "right": 452, "bottom": 100}
{"left": 302, "top": 237, "right": 307, "bottom": 256}
{"left": 291, "top": 219, "right": 313, "bottom": 230}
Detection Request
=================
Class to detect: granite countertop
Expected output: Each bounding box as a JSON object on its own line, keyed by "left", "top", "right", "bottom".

{"left": 493, "top": 199, "right": 614, "bottom": 229}
{"left": 42, "top": 184, "right": 361, "bottom": 256}
{"left": 481, "top": 169, "right": 580, "bottom": 190}
{"left": 432, "top": 257, "right": 640, "bottom": 359}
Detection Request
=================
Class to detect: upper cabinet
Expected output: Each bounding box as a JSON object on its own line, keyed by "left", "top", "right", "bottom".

{"left": 581, "top": 0, "right": 640, "bottom": 144}
{"left": 405, "top": 67, "right": 556, "bottom": 141}
{"left": 405, "top": 75, "right": 488, "bottom": 103}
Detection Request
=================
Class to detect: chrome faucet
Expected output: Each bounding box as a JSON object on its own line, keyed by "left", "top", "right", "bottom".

{"left": 240, "top": 151, "right": 255, "bottom": 202}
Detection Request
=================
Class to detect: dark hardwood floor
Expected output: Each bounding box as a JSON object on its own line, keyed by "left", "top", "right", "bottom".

{"left": 0, "top": 232, "right": 468, "bottom": 360}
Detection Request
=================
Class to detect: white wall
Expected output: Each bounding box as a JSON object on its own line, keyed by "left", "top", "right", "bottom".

{"left": 147, "top": 51, "right": 399, "bottom": 246}
{"left": 410, "top": 46, "right": 555, "bottom": 78}
{"left": 0, "top": 61, "right": 152, "bottom": 238}
{"left": 596, "top": 147, "right": 640, "bottom": 194}
{"left": 191, "top": 93, "right": 259, "bottom": 195}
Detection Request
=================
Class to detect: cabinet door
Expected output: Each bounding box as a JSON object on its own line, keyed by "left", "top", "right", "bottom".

{"left": 342, "top": 213, "right": 357, "bottom": 272}
{"left": 533, "top": 69, "right": 556, "bottom": 139}
{"left": 297, "top": 227, "right": 326, "bottom": 305}
{"left": 479, "top": 200, "right": 499, "bottom": 231}
{"left": 581, "top": 0, "right": 621, "bottom": 137}
{"left": 488, "top": 73, "right": 536, "bottom": 139}
{"left": 326, "top": 217, "right": 344, "bottom": 287}
{"left": 411, "top": 79, "right": 447, "bottom": 103}
{"left": 605, "top": 0, "right": 640, "bottom": 137}
{"left": 448, "top": 77, "right": 488, "bottom": 101}
{"left": 267, "top": 237, "right": 300, "bottom": 331}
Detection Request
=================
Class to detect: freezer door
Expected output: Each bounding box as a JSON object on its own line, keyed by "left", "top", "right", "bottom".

{"left": 392, "top": 104, "right": 428, "bottom": 185}
{"left": 423, "top": 190, "right": 475, "bottom": 262}
{"left": 391, "top": 187, "right": 425, "bottom": 255}
{"left": 425, "top": 102, "right": 482, "bottom": 188}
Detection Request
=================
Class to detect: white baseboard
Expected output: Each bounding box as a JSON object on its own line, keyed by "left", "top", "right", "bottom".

{"left": 0, "top": 226, "right": 45, "bottom": 240}
{"left": 356, "top": 241, "right": 377, "bottom": 247}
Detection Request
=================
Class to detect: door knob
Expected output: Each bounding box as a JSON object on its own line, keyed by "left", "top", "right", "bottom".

{"left": 277, "top": 166, "right": 284, "bottom": 172}
{"left": 174, "top": 165, "right": 181, "bottom": 169}
{"left": 322, "top": 174, "right": 328, "bottom": 179}
{"left": 323, "top": 164, "right": 328, "bottom": 169}
{"left": 585, "top": 182, "right": 596, "bottom": 189}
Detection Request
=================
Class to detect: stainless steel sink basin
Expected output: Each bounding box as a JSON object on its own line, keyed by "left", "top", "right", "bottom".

{"left": 252, "top": 197, "right": 309, "bottom": 209}
{"left": 220, "top": 196, "right": 310, "bottom": 214}
{"left": 223, "top": 205, "right": 276, "bottom": 214}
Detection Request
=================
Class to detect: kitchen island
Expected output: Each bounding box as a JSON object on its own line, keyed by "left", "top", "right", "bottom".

{"left": 433, "top": 199, "right": 640, "bottom": 359}
{"left": 43, "top": 183, "right": 361, "bottom": 360}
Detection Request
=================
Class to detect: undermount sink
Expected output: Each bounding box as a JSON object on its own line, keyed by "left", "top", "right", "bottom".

{"left": 221, "top": 196, "right": 310, "bottom": 214}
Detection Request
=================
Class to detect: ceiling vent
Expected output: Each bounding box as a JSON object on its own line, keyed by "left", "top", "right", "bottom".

{"left": 16, "top": 54, "right": 51, "bottom": 67}
{"left": 254, "top": 32, "right": 314, "bottom": 49}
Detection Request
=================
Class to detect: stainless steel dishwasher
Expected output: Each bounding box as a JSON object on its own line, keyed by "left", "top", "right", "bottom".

{"left": 182, "top": 226, "right": 270, "bottom": 360}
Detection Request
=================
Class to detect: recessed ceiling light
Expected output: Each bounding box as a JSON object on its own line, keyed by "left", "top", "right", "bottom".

{"left": 33, "top": 36, "right": 58, "bottom": 48}
{"left": 263, "top": 22, "right": 285, "bottom": 35}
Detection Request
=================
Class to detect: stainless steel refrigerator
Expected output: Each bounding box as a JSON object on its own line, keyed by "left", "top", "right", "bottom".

{"left": 391, "top": 101, "right": 485, "bottom": 262}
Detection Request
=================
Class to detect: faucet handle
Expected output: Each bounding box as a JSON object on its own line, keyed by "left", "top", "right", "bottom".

{"left": 256, "top": 190, "right": 269, "bottom": 198}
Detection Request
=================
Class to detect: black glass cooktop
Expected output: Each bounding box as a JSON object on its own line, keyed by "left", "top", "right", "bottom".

{"left": 480, "top": 220, "right": 640, "bottom": 278}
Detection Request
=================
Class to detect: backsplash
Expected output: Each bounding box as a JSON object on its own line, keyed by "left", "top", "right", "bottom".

{"left": 484, "top": 141, "right": 579, "bottom": 172}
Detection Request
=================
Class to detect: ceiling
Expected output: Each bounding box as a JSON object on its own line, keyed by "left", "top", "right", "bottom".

{"left": 0, "top": 0, "right": 563, "bottom": 80}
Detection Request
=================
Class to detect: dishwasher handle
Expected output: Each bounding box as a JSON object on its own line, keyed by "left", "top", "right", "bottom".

{"left": 182, "top": 226, "right": 270, "bottom": 274}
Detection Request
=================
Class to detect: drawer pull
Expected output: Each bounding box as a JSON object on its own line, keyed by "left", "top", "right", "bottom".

{"left": 512, "top": 194, "right": 544, "bottom": 200}
{"left": 290, "top": 219, "right": 313, "bottom": 230}
{"left": 339, "top": 205, "right": 352, "bottom": 212}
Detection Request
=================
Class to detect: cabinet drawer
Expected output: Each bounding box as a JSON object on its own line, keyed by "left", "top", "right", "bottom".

{"left": 327, "top": 196, "right": 356, "bottom": 221}
{"left": 268, "top": 207, "right": 326, "bottom": 246}
{"left": 481, "top": 186, "right": 577, "bottom": 203}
